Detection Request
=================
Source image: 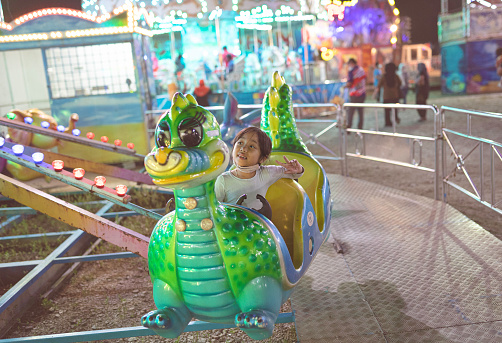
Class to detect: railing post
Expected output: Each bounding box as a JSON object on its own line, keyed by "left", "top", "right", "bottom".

{"left": 433, "top": 105, "right": 440, "bottom": 201}
{"left": 491, "top": 145, "right": 495, "bottom": 207}
{"left": 338, "top": 105, "right": 347, "bottom": 176}
{"left": 440, "top": 106, "right": 447, "bottom": 202}
{"left": 480, "top": 143, "right": 484, "bottom": 202}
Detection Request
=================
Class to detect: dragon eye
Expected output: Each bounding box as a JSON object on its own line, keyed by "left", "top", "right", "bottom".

{"left": 178, "top": 118, "right": 202, "bottom": 147}
{"left": 155, "top": 122, "right": 171, "bottom": 148}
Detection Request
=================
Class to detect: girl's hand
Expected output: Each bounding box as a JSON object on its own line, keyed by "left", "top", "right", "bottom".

{"left": 277, "top": 156, "right": 304, "bottom": 174}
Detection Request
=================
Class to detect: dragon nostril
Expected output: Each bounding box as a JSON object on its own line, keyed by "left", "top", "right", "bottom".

{"left": 155, "top": 148, "right": 169, "bottom": 165}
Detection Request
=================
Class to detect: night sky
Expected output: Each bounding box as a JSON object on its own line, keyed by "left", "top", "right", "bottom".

{"left": 2, "top": 0, "right": 457, "bottom": 51}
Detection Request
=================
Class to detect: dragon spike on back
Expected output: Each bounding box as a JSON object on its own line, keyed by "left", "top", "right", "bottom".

{"left": 268, "top": 88, "right": 281, "bottom": 149}
{"left": 269, "top": 87, "right": 280, "bottom": 109}
{"left": 271, "top": 70, "right": 286, "bottom": 89}
{"left": 261, "top": 70, "right": 312, "bottom": 156}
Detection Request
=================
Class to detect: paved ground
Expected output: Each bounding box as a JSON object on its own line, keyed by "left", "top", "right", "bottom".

{"left": 292, "top": 174, "right": 502, "bottom": 343}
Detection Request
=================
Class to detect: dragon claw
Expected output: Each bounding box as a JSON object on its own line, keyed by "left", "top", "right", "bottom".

{"left": 141, "top": 306, "right": 191, "bottom": 338}
{"left": 235, "top": 310, "right": 276, "bottom": 339}
{"left": 141, "top": 310, "right": 171, "bottom": 330}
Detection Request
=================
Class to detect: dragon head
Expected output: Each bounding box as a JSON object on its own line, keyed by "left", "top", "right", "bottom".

{"left": 144, "top": 92, "right": 229, "bottom": 189}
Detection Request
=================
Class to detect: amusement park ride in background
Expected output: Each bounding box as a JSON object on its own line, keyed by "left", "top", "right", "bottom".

{"left": 0, "top": 71, "right": 332, "bottom": 340}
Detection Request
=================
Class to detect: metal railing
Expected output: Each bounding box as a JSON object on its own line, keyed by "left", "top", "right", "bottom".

{"left": 145, "top": 103, "right": 341, "bottom": 158}
{"left": 338, "top": 102, "right": 502, "bottom": 215}
{"left": 440, "top": 106, "right": 502, "bottom": 215}
{"left": 342, "top": 102, "right": 441, "bottom": 200}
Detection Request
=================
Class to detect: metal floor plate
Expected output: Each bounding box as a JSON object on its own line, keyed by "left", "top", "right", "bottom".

{"left": 291, "top": 174, "right": 502, "bottom": 343}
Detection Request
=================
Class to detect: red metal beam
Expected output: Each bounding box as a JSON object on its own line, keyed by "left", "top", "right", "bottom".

{"left": 0, "top": 173, "right": 149, "bottom": 258}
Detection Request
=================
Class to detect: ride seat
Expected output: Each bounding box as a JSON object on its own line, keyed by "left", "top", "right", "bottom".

{"left": 267, "top": 152, "right": 326, "bottom": 233}
{"left": 265, "top": 178, "right": 304, "bottom": 269}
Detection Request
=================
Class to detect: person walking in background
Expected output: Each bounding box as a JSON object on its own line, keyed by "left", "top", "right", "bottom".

{"left": 373, "top": 62, "right": 383, "bottom": 102}
{"left": 226, "top": 54, "right": 235, "bottom": 75}
{"left": 221, "top": 46, "right": 235, "bottom": 69}
{"left": 175, "top": 53, "right": 185, "bottom": 75}
{"left": 373, "top": 62, "right": 401, "bottom": 127}
{"left": 416, "top": 62, "right": 430, "bottom": 122}
{"left": 397, "top": 63, "right": 409, "bottom": 104}
{"left": 345, "top": 58, "right": 367, "bottom": 130}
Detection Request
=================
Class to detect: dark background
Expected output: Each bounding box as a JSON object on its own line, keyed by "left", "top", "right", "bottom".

{"left": 2, "top": 0, "right": 464, "bottom": 51}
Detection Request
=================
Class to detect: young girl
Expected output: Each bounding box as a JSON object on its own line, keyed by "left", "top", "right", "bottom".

{"left": 215, "top": 127, "right": 304, "bottom": 211}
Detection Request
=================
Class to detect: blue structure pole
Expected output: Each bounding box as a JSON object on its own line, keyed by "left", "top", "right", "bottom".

{"left": 0, "top": 313, "right": 295, "bottom": 342}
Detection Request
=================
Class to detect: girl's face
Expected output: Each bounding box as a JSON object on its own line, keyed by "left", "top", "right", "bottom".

{"left": 232, "top": 132, "right": 264, "bottom": 167}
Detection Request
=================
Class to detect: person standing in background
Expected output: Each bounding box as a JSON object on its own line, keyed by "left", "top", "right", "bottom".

{"left": 397, "top": 63, "right": 409, "bottom": 104}
{"left": 416, "top": 63, "right": 430, "bottom": 122}
{"left": 374, "top": 62, "right": 402, "bottom": 127}
{"left": 345, "top": 58, "right": 367, "bottom": 130}
{"left": 221, "top": 46, "right": 235, "bottom": 69}
{"left": 175, "top": 53, "right": 185, "bottom": 75}
{"left": 373, "top": 62, "right": 383, "bottom": 102}
{"left": 194, "top": 79, "right": 212, "bottom": 107}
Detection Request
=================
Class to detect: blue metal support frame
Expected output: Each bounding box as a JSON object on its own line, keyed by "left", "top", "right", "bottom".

{"left": 0, "top": 216, "right": 22, "bottom": 232}
{"left": 0, "top": 203, "right": 114, "bottom": 313}
{"left": 0, "top": 252, "right": 139, "bottom": 271}
{"left": 0, "top": 313, "right": 295, "bottom": 342}
{"left": 0, "top": 229, "right": 88, "bottom": 312}
{"left": 0, "top": 231, "right": 76, "bottom": 243}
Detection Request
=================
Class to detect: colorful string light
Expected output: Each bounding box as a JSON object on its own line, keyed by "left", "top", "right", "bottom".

{"left": 52, "top": 160, "right": 64, "bottom": 171}
{"left": 115, "top": 185, "right": 128, "bottom": 196}
{"left": 94, "top": 176, "right": 106, "bottom": 188}
{"left": 32, "top": 152, "right": 45, "bottom": 164}
{"left": 12, "top": 145, "right": 25, "bottom": 156}
{"left": 73, "top": 168, "right": 85, "bottom": 179}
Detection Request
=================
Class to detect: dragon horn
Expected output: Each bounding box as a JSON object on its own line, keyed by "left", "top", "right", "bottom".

{"left": 186, "top": 94, "right": 198, "bottom": 105}
{"left": 170, "top": 92, "right": 189, "bottom": 122}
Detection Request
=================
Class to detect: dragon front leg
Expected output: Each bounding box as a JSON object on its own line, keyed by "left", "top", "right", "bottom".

{"left": 141, "top": 279, "right": 191, "bottom": 338}
{"left": 235, "top": 276, "right": 285, "bottom": 340}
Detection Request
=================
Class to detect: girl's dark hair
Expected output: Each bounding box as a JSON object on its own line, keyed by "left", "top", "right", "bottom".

{"left": 384, "top": 62, "right": 397, "bottom": 87}
{"left": 496, "top": 47, "right": 502, "bottom": 57}
{"left": 233, "top": 126, "right": 272, "bottom": 163}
